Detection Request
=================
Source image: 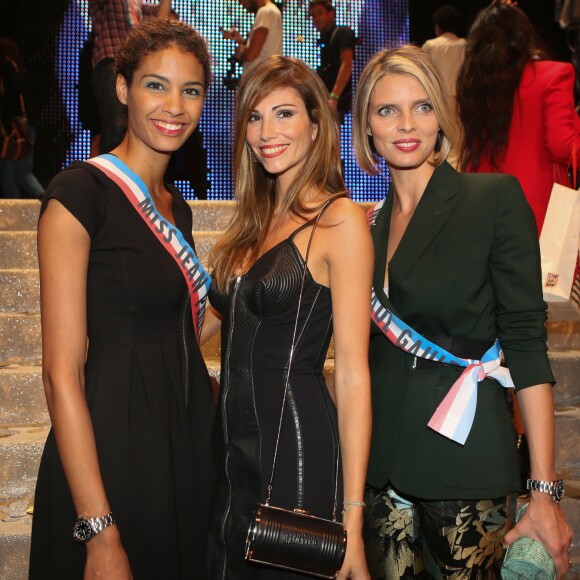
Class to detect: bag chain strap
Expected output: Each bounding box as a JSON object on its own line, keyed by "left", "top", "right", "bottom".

{"left": 265, "top": 199, "right": 341, "bottom": 522}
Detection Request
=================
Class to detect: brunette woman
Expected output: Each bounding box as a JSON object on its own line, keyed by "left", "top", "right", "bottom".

{"left": 29, "top": 19, "right": 214, "bottom": 579}
{"left": 457, "top": 1, "right": 580, "bottom": 233}
{"left": 205, "top": 55, "right": 373, "bottom": 579}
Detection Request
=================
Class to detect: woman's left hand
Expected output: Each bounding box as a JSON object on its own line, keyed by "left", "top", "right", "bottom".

{"left": 504, "top": 494, "right": 573, "bottom": 579}
{"left": 337, "top": 528, "right": 370, "bottom": 579}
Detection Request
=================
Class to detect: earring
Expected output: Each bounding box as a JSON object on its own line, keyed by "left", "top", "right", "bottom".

{"left": 366, "top": 127, "right": 372, "bottom": 137}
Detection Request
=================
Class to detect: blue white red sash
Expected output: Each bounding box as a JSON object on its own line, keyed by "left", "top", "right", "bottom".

{"left": 87, "top": 154, "right": 211, "bottom": 343}
{"left": 368, "top": 200, "right": 514, "bottom": 445}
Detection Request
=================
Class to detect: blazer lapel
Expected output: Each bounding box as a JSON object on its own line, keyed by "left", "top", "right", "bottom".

{"left": 389, "top": 162, "right": 460, "bottom": 284}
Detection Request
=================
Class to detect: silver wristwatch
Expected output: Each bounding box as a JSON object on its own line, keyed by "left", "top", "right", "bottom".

{"left": 526, "top": 479, "right": 565, "bottom": 503}
{"left": 73, "top": 512, "right": 115, "bottom": 543}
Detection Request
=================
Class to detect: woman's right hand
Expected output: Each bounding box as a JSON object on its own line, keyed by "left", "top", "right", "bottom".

{"left": 84, "top": 526, "right": 133, "bottom": 579}
{"left": 504, "top": 494, "right": 573, "bottom": 579}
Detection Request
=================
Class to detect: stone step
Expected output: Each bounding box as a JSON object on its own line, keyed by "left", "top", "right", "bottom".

{"left": 0, "top": 314, "right": 42, "bottom": 365}
{"left": 0, "top": 512, "right": 31, "bottom": 580}
{"left": 0, "top": 199, "right": 235, "bottom": 232}
{"left": 0, "top": 366, "right": 48, "bottom": 426}
{"left": 0, "top": 200, "right": 378, "bottom": 233}
{"left": 551, "top": 350, "right": 580, "bottom": 406}
{"left": 547, "top": 318, "right": 580, "bottom": 351}
{"left": 0, "top": 358, "right": 222, "bottom": 427}
{"left": 0, "top": 200, "right": 41, "bottom": 231}
{"left": 0, "top": 426, "right": 49, "bottom": 503}
{"left": 0, "top": 312, "right": 221, "bottom": 366}
{"left": 1, "top": 414, "right": 578, "bottom": 505}
{"left": 2, "top": 354, "right": 221, "bottom": 419}
{"left": 0, "top": 270, "right": 39, "bottom": 314}
{"left": 0, "top": 319, "right": 578, "bottom": 415}
{"left": 188, "top": 200, "right": 235, "bottom": 231}
{"left": 3, "top": 265, "right": 580, "bottom": 359}
{"left": 0, "top": 232, "right": 37, "bottom": 269}
{"left": 555, "top": 405, "right": 580, "bottom": 478}
{"left": 0, "top": 230, "right": 222, "bottom": 270}
{"left": 0, "top": 383, "right": 578, "bottom": 506}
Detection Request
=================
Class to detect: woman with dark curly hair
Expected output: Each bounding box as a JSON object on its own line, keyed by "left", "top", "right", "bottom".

{"left": 457, "top": 1, "right": 580, "bottom": 233}
{"left": 29, "top": 18, "right": 214, "bottom": 579}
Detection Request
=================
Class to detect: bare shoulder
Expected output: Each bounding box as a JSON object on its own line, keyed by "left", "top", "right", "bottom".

{"left": 319, "top": 197, "right": 367, "bottom": 230}
{"left": 318, "top": 198, "right": 373, "bottom": 261}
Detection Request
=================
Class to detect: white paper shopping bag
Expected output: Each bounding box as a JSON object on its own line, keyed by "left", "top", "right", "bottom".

{"left": 539, "top": 182, "right": 580, "bottom": 305}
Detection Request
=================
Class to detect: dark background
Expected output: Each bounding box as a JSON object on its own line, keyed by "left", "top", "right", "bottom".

{"left": 0, "top": 0, "right": 573, "bottom": 188}
{"left": 409, "top": 0, "right": 570, "bottom": 59}
{"left": 1, "top": 0, "right": 72, "bottom": 186}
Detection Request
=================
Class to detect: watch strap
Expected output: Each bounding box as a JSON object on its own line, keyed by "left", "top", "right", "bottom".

{"left": 526, "top": 479, "right": 564, "bottom": 502}
{"left": 88, "top": 511, "right": 115, "bottom": 535}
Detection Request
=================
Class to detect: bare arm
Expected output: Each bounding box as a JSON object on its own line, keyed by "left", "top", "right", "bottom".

{"left": 237, "top": 27, "right": 269, "bottom": 63}
{"left": 38, "top": 200, "right": 132, "bottom": 579}
{"left": 504, "top": 384, "right": 573, "bottom": 579}
{"left": 324, "top": 201, "right": 373, "bottom": 580}
{"left": 201, "top": 303, "right": 222, "bottom": 344}
{"left": 329, "top": 47, "right": 354, "bottom": 110}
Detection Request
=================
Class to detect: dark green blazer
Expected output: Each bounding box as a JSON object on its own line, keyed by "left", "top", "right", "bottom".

{"left": 368, "top": 162, "right": 554, "bottom": 500}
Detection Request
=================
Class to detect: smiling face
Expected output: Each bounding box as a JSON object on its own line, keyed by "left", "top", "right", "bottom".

{"left": 367, "top": 73, "right": 439, "bottom": 175}
{"left": 116, "top": 46, "right": 205, "bottom": 155}
{"left": 246, "top": 87, "right": 318, "bottom": 192}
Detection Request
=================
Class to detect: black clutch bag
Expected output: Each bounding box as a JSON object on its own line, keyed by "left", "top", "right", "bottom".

{"left": 246, "top": 504, "right": 347, "bottom": 579}
{"left": 244, "top": 202, "right": 347, "bottom": 579}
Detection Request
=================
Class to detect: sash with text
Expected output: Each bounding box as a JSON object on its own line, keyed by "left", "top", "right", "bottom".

{"left": 87, "top": 154, "right": 211, "bottom": 343}
{"left": 368, "top": 199, "right": 514, "bottom": 445}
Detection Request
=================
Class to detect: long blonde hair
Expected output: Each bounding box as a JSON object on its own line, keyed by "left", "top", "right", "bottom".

{"left": 353, "top": 45, "right": 456, "bottom": 175}
{"left": 210, "top": 55, "right": 346, "bottom": 291}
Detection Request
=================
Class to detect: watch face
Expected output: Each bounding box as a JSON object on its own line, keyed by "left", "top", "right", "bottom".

{"left": 73, "top": 519, "right": 93, "bottom": 543}
{"left": 555, "top": 480, "right": 565, "bottom": 501}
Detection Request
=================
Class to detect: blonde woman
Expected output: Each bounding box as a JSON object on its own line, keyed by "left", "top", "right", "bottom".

{"left": 353, "top": 45, "right": 572, "bottom": 579}
{"left": 205, "top": 55, "right": 372, "bottom": 579}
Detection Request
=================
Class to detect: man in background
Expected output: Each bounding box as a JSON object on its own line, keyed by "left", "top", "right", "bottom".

{"left": 222, "top": 0, "right": 282, "bottom": 78}
{"left": 310, "top": 0, "right": 355, "bottom": 124}
{"left": 422, "top": 4, "right": 465, "bottom": 167}
{"left": 88, "top": 0, "right": 172, "bottom": 154}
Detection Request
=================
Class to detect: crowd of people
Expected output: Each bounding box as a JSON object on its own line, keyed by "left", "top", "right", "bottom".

{"left": 21, "top": 0, "right": 578, "bottom": 579}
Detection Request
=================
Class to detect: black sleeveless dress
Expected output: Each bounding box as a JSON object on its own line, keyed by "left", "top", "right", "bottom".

{"left": 28, "top": 164, "right": 214, "bottom": 579}
{"left": 208, "top": 220, "right": 341, "bottom": 579}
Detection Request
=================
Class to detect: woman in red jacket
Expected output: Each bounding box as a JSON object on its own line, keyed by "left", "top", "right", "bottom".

{"left": 457, "top": 1, "right": 580, "bottom": 234}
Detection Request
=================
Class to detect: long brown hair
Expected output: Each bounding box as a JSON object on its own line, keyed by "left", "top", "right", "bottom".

{"left": 457, "top": 3, "right": 546, "bottom": 170}
{"left": 210, "top": 55, "right": 347, "bottom": 291}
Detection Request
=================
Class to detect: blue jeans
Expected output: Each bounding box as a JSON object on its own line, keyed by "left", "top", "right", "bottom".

{"left": 0, "top": 127, "right": 44, "bottom": 198}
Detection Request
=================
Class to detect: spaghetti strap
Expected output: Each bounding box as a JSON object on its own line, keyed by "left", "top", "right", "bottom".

{"left": 288, "top": 196, "right": 343, "bottom": 241}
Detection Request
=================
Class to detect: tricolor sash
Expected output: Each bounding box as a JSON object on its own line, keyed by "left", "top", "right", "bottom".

{"left": 368, "top": 200, "right": 514, "bottom": 445}
{"left": 87, "top": 154, "right": 211, "bottom": 343}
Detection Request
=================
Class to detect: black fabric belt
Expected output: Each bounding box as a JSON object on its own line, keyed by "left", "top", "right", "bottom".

{"left": 414, "top": 335, "right": 494, "bottom": 370}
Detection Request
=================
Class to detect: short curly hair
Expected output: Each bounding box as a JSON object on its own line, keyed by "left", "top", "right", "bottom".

{"left": 115, "top": 17, "right": 211, "bottom": 90}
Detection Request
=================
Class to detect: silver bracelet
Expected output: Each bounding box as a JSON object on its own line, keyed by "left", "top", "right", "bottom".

{"left": 342, "top": 500, "right": 365, "bottom": 513}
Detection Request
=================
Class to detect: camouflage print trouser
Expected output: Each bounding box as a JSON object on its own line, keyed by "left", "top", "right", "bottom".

{"left": 363, "top": 486, "right": 517, "bottom": 580}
